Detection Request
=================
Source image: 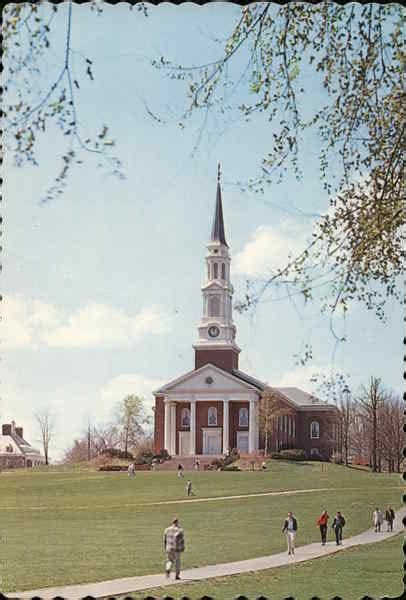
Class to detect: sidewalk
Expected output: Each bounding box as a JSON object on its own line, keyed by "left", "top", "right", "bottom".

{"left": 13, "top": 508, "right": 405, "bottom": 599}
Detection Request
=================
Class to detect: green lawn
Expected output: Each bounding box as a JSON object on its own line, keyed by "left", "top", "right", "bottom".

{"left": 0, "top": 461, "right": 402, "bottom": 593}
{"left": 136, "top": 534, "right": 404, "bottom": 600}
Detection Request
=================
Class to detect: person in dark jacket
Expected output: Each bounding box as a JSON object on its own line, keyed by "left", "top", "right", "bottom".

{"left": 282, "top": 511, "right": 298, "bottom": 555}
{"left": 332, "top": 511, "right": 346, "bottom": 545}
{"left": 316, "top": 509, "right": 329, "bottom": 545}
{"left": 385, "top": 507, "right": 395, "bottom": 532}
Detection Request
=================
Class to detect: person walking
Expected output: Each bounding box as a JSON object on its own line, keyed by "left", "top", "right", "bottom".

{"left": 316, "top": 510, "right": 329, "bottom": 545}
{"left": 372, "top": 507, "right": 383, "bottom": 532}
{"left": 332, "top": 511, "right": 345, "bottom": 545}
{"left": 163, "top": 518, "right": 185, "bottom": 580}
{"left": 194, "top": 459, "right": 200, "bottom": 471}
{"left": 186, "top": 480, "right": 193, "bottom": 496}
{"left": 385, "top": 506, "right": 395, "bottom": 532}
{"left": 261, "top": 461, "right": 267, "bottom": 471}
{"left": 282, "top": 511, "right": 298, "bottom": 555}
{"left": 177, "top": 463, "right": 184, "bottom": 478}
{"left": 127, "top": 463, "right": 136, "bottom": 477}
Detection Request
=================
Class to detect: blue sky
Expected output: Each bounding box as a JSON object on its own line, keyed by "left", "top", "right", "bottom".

{"left": 2, "top": 3, "right": 401, "bottom": 459}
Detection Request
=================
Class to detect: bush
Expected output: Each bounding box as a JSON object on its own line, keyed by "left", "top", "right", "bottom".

{"left": 153, "top": 449, "right": 171, "bottom": 462}
{"left": 223, "top": 447, "right": 240, "bottom": 467}
{"left": 98, "top": 465, "right": 128, "bottom": 471}
{"left": 270, "top": 449, "right": 306, "bottom": 461}
{"left": 210, "top": 458, "right": 223, "bottom": 469}
{"left": 222, "top": 465, "right": 241, "bottom": 472}
{"left": 100, "top": 448, "right": 133, "bottom": 459}
{"left": 134, "top": 448, "right": 155, "bottom": 465}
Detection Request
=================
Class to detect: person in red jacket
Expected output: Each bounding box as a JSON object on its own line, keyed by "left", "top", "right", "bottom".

{"left": 316, "top": 509, "right": 329, "bottom": 545}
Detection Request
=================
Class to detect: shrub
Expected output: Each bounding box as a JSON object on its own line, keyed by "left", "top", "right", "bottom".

{"left": 270, "top": 449, "right": 306, "bottom": 461}
{"left": 100, "top": 448, "right": 133, "bottom": 459}
{"left": 153, "top": 449, "right": 171, "bottom": 462}
{"left": 134, "top": 448, "right": 155, "bottom": 465}
{"left": 222, "top": 465, "right": 241, "bottom": 472}
{"left": 98, "top": 465, "right": 128, "bottom": 471}
{"left": 210, "top": 458, "right": 223, "bottom": 469}
{"left": 223, "top": 447, "right": 240, "bottom": 467}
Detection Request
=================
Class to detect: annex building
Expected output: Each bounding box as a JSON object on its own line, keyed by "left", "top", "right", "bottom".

{"left": 153, "top": 168, "right": 340, "bottom": 459}
{"left": 0, "top": 421, "right": 44, "bottom": 468}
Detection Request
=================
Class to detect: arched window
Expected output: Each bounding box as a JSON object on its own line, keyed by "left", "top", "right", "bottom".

{"left": 181, "top": 407, "right": 190, "bottom": 428}
{"left": 221, "top": 263, "right": 226, "bottom": 279}
{"left": 239, "top": 407, "right": 249, "bottom": 427}
{"left": 213, "top": 263, "right": 218, "bottom": 279}
{"left": 208, "top": 296, "right": 221, "bottom": 316}
{"left": 310, "top": 421, "right": 320, "bottom": 439}
{"left": 208, "top": 407, "right": 218, "bottom": 426}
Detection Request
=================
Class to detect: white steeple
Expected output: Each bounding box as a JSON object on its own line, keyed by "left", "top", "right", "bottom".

{"left": 194, "top": 164, "right": 240, "bottom": 354}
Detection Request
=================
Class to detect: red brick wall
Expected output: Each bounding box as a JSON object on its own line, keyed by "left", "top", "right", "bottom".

{"left": 195, "top": 401, "right": 224, "bottom": 454}
{"left": 296, "top": 411, "right": 339, "bottom": 459}
{"left": 195, "top": 348, "right": 239, "bottom": 372}
{"left": 154, "top": 396, "right": 165, "bottom": 454}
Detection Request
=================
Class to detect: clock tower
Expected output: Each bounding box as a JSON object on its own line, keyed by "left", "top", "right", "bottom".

{"left": 193, "top": 165, "right": 241, "bottom": 373}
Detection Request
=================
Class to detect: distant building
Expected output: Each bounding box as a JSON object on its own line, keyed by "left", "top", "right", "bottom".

{"left": 153, "top": 166, "right": 340, "bottom": 459}
{"left": 0, "top": 421, "right": 44, "bottom": 468}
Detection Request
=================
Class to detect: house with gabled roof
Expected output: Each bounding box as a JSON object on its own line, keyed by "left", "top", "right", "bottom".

{"left": 0, "top": 421, "right": 44, "bottom": 468}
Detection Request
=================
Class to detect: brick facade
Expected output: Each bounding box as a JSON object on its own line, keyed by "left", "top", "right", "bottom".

{"left": 195, "top": 347, "right": 239, "bottom": 372}
{"left": 153, "top": 396, "right": 165, "bottom": 454}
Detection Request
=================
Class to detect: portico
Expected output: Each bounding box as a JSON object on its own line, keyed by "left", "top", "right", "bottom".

{"left": 158, "top": 364, "right": 261, "bottom": 457}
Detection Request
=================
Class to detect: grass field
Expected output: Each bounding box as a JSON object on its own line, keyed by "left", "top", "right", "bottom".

{"left": 136, "top": 534, "right": 404, "bottom": 600}
{"left": 0, "top": 461, "right": 402, "bottom": 593}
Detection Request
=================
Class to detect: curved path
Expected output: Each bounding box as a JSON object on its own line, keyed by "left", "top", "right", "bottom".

{"left": 14, "top": 508, "right": 405, "bottom": 599}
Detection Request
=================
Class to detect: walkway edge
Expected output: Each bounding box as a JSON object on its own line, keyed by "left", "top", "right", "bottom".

{"left": 12, "top": 509, "right": 405, "bottom": 599}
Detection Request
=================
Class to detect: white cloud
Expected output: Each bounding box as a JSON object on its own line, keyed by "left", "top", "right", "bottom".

{"left": 100, "top": 373, "right": 165, "bottom": 414}
{"left": 234, "top": 220, "right": 309, "bottom": 277}
{"left": 274, "top": 364, "right": 321, "bottom": 393}
{"left": 2, "top": 295, "right": 173, "bottom": 349}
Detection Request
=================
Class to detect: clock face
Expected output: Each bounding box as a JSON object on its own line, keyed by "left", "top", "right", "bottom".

{"left": 208, "top": 325, "right": 220, "bottom": 338}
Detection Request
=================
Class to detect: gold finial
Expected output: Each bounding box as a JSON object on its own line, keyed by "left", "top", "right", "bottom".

{"left": 217, "top": 162, "right": 221, "bottom": 183}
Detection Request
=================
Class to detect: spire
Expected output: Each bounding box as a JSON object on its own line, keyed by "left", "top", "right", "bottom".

{"left": 211, "top": 163, "right": 228, "bottom": 247}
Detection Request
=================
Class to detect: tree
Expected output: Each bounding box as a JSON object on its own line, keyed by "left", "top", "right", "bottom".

{"left": 156, "top": 3, "right": 404, "bottom": 328}
{"left": 34, "top": 409, "right": 54, "bottom": 465}
{"left": 357, "top": 377, "right": 385, "bottom": 473}
{"left": 115, "top": 395, "right": 150, "bottom": 455}
{"left": 258, "top": 389, "right": 292, "bottom": 455}
{"left": 3, "top": 2, "right": 147, "bottom": 201}
{"left": 379, "top": 394, "right": 403, "bottom": 473}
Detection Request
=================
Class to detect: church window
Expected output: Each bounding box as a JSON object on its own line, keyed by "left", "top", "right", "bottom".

{"left": 310, "top": 421, "right": 320, "bottom": 439}
{"left": 208, "top": 407, "right": 218, "bottom": 426}
{"left": 181, "top": 408, "right": 190, "bottom": 428}
{"left": 221, "top": 263, "right": 226, "bottom": 279}
{"left": 213, "top": 263, "right": 218, "bottom": 279}
{"left": 208, "top": 296, "right": 221, "bottom": 317}
{"left": 239, "top": 407, "right": 249, "bottom": 427}
{"left": 292, "top": 417, "right": 296, "bottom": 438}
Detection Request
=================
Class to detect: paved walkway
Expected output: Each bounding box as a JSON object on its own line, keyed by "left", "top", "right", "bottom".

{"left": 14, "top": 508, "right": 405, "bottom": 599}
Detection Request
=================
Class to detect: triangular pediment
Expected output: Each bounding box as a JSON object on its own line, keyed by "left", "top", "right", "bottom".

{"left": 154, "top": 363, "right": 260, "bottom": 395}
{"left": 201, "top": 281, "right": 225, "bottom": 291}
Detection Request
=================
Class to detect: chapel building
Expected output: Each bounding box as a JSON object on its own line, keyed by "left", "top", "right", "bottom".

{"left": 153, "top": 167, "right": 340, "bottom": 459}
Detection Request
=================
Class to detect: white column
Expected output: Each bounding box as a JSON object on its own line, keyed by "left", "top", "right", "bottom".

{"left": 248, "top": 399, "right": 256, "bottom": 454}
{"left": 222, "top": 398, "right": 229, "bottom": 454}
{"left": 170, "top": 403, "right": 177, "bottom": 455}
{"left": 190, "top": 399, "right": 196, "bottom": 455}
{"left": 164, "top": 399, "right": 170, "bottom": 452}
